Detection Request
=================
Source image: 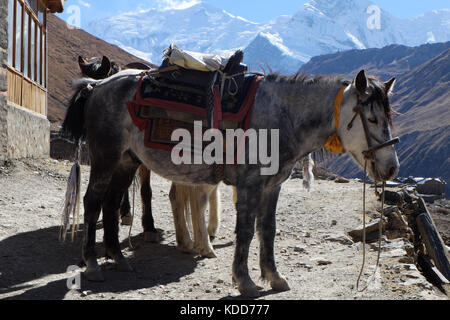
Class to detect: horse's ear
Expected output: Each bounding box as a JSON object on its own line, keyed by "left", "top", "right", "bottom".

{"left": 354, "top": 70, "right": 368, "bottom": 94}
{"left": 110, "top": 61, "right": 121, "bottom": 74}
{"left": 384, "top": 77, "right": 396, "bottom": 95}
{"left": 78, "top": 56, "right": 87, "bottom": 66}
{"left": 98, "top": 56, "right": 111, "bottom": 76}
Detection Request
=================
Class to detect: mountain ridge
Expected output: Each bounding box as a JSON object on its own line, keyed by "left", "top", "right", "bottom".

{"left": 83, "top": 1, "right": 450, "bottom": 73}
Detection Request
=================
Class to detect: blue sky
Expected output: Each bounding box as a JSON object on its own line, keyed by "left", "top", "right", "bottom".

{"left": 58, "top": 0, "right": 450, "bottom": 27}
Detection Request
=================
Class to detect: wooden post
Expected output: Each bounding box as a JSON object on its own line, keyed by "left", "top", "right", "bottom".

{"left": 417, "top": 253, "right": 449, "bottom": 285}
{"left": 416, "top": 197, "right": 450, "bottom": 281}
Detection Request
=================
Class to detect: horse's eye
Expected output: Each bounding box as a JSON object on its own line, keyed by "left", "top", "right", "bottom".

{"left": 368, "top": 117, "right": 378, "bottom": 125}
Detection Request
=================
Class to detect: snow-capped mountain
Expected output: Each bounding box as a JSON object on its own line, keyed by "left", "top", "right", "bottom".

{"left": 86, "top": 2, "right": 267, "bottom": 63}
{"left": 85, "top": 0, "right": 450, "bottom": 73}
{"left": 244, "top": 33, "right": 306, "bottom": 74}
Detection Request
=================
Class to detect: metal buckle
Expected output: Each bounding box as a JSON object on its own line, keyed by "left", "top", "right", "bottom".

{"left": 362, "top": 137, "right": 400, "bottom": 160}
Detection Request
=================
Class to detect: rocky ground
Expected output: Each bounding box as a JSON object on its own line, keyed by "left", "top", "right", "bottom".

{"left": 0, "top": 159, "right": 448, "bottom": 300}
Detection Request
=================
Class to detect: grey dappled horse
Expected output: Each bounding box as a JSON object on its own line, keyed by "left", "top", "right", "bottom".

{"left": 63, "top": 68, "right": 399, "bottom": 297}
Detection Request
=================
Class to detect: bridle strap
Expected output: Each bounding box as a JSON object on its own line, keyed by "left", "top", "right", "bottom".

{"left": 348, "top": 98, "right": 400, "bottom": 161}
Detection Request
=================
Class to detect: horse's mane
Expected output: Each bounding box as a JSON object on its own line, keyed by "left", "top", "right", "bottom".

{"left": 266, "top": 72, "right": 394, "bottom": 125}
{"left": 265, "top": 72, "right": 347, "bottom": 87}
{"left": 366, "top": 76, "right": 394, "bottom": 126}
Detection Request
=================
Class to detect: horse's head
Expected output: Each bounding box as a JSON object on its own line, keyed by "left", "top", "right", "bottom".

{"left": 78, "top": 55, "right": 119, "bottom": 80}
{"left": 338, "top": 70, "right": 400, "bottom": 182}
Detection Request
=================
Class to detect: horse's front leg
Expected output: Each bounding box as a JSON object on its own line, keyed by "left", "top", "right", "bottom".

{"left": 257, "top": 186, "right": 290, "bottom": 292}
{"left": 139, "top": 166, "right": 159, "bottom": 243}
{"left": 232, "top": 184, "right": 260, "bottom": 297}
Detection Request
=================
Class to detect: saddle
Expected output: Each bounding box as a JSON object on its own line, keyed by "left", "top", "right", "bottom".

{"left": 127, "top": 44, "right": 263, "bottom": 153}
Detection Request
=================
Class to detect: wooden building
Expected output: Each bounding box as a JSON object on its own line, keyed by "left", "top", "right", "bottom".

{"left": 1, "top": 0, "right": 64, "bottom": 160}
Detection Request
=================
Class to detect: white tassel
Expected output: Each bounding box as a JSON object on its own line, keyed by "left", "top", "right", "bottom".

{"left": 60, "top": 142, "right": 82, "bottom": 242}
{"left": 302, "top": 155, "right": 315, "bottom": 192}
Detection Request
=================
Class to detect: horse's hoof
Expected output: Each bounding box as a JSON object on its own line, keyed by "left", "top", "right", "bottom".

{"left": 178, "top": 246, "right": 195, "bottom": 255}
{"left": 201, "top": 250, "right": 217, "bottom": 259}
{"left": 270, "top": 277, "right": 291, "bottom": 292}
{"left": 84, "top": 268, "right": 105, "bottom": 282}
{"left": 239, "top": 284, "right": 261, "bottom": 298}
{"left": 144, "top": 231, "right": 159, "bottom": 243}
{"left": 209, "top": 235, "right": 216, "bottom": 242}
{"left": 116, "top": 258, "right": 133, "bottom": 272}
{"left": 178, "top": 241, "right": 195, "bottom": 254}
{"left": 121, "top": 216, "right": 132, "bottom": 226}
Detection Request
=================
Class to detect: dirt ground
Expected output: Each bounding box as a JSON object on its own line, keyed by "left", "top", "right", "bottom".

{"left": 0, "top": 158, "right": 448, "bottom": 300}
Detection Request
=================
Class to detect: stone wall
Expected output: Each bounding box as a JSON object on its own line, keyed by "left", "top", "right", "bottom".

{"left": 0, "top": 0, "right": 50, "bottom": 161}
{"left": 0, "top": 0, "right": 9, "bottom": 161}
{"left": 5, "top": 103, "right": 50, "bottom": 159}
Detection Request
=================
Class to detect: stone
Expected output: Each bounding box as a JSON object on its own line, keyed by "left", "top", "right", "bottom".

{"left": 385, "top": 210, "right": 408, "bottom": 230}
{"left": 316, "top": 260, "right": 332, "bottom": 266}
{"left": 401, "top": 278, "right": 433, "bottom": 290}
{"left": 381, "top": 249, "right": 408, "bottom": 259}
{"left": 416, "top": 179, "right": 446, "bottom": 196}
{"left": 335, "top": 177, "right": 350, "bottom": 183}
{"left": 398, "top": 257, "right": 415, "bottom": 264}
{"left": 348, "top": 220, "right": 383, "bottom": 242}
{"left": 323, "top": 234, "right": 354, "bottom": 245}
{"left": 294, "top": 246, "right": 307, "bottom": 253}
{"left": 81, "top": 290, "right": 92, "bottom": 297}
{"left": 296, "top": 261, "right": 313, "bottom": 270}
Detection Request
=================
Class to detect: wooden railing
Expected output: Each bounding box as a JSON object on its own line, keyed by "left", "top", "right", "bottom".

{"left": 7, "top": 66, "right": 47, "bottom": 115}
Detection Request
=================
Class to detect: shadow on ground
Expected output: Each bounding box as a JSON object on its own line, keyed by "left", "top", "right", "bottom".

{"left": 0, "top": 225, "right": 198, "bottom": 300}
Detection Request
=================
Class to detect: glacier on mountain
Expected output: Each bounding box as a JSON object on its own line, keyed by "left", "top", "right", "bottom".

{"left": 85, "top": 0, "right": 450, "bottom": 73}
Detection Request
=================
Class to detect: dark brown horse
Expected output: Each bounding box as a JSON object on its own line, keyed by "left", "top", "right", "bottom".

{"left": 77, "top": 55, "right": 159, "bottom": 242}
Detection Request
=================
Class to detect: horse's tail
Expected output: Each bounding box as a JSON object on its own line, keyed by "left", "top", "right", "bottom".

{"left": 61, "top": 79, "right": 98, "bottom": 142}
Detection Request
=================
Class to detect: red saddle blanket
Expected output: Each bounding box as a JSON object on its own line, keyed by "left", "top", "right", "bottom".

{"left": 126, "top": 75, "right": 263, "bottom": 152}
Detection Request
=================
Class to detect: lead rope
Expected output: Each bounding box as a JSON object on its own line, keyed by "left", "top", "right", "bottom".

{"left": 356, "top": 160, "right": 385, "bottom": 292}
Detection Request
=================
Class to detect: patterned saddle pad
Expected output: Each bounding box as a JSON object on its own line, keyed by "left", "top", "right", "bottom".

{"left": 127, "top": 74, "right": 263, "bottom": 152}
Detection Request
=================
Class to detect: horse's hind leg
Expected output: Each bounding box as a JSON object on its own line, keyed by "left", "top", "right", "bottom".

{"left": 82, "top": 159, "right": 119, "bottom": 282}
{"left": 169, "top": 184, "right": 194, "bottom": 254}
{"left": 139, "top": 166, "right": 159, "bottom": 243}
{"left": 102, "top": 152, "right": 139, "bottom": 272}
{"left": 207, "top": 185, "right": 220, "bottom": 242}
{"left": 119, "top": 190, "right": 132, "bottom": 225}
{"left": 190, "top": 185, "right": 216, "bottom": 258}
{"left": 256, "top": 186, "right": 290, "bottom": 292}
